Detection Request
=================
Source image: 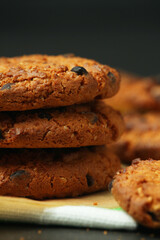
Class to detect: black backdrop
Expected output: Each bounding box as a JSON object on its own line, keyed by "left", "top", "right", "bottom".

{"left": 0, "top": 0, "right": 160, "bottom": 75}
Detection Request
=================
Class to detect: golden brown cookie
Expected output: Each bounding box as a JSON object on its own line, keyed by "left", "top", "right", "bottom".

{"left": 0, "top": 101, "right": 124, "bottom": 148}
{"left": 0, "top": 54, "right": 120, "bottom": 111}
{"left": 111, "top": 112, "right": 160, "bottom": 163}
{"left": 0, "top": 146, "right": 120, "bottom": 199}
{"left": 112, "top": 159, "right": 160, "bottom": 228}
{"left": 106, "top": 71, "right": 160, "bottom": 113}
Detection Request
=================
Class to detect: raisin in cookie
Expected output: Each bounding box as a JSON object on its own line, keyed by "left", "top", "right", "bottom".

{"left": 0, "top": 101, "right": 124, "bottom": 148}
{"left": 112, "top": 112, "right": 160, "bottom": 163}
{"left": 107, "top": 71, "right": 160, "bottom": 113}
{"left": 112, "top": 159, "right": 160, "bottom": 228}
{"left": 0, "top": 146, "right": 120, "bottom": 199}
{"left": 0, "top": 54, "right": 120, "bottom": 111}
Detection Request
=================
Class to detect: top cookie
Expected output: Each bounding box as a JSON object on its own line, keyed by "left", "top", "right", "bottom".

{"left": 106, "top": 71, "right": 160, "bottom": 114}
{"left": 112, "top": 159, "right": 160, "bottom": 228}
{"left": 0, "top": 54, "right": 120, "bottom": 111}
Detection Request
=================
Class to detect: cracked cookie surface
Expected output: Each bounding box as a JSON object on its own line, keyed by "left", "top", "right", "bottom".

{"left": 0, "top": 146, "right": 120, "bottom": 199}
{"left": 112, "top": 159, "right": 160, "bottom": 228}
{"left": 0, "top": 101, "right": 124, "bottom": 148}
{"left": 0, "top": 54, "right": 120, "bottom": 111}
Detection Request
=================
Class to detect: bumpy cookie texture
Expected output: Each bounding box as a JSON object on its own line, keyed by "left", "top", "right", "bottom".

{"left": 111, "top": 112, "right": 160, "bottom": 163}
{"left": 106, "top": 71, "right": 160, "bottom": 113}
{"left": 0, "top": 54, "right": 120, "bottom": 111}
{"left": 0, "top": 101, "right": 124, "bottom": 148}
{"left": 112, "top": 159, "right": 160, "bottom": 228}
{"left": 0, "top": 146, "right": 120, "bottom": 199}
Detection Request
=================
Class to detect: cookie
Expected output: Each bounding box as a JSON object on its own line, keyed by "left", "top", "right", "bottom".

{"left": 106, "top": 71, "right": 160, "bottom": 113}
{"left": 112, "top": 112, "right": 160, "bottom": 163}
{"left": 0, "top": 54, "right": 120, "bottom": 111}
{"left": 0, "top": 146, "right": 120, "bottom": 199}
{"left": 0, "top": 101, "right": 124, "bottom": 148}
{"left": 112, "top": 159, "right": 160, "bottom": 228}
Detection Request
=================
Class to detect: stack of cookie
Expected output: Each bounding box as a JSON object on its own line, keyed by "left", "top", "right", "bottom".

{"left": 0, "top": 54, "right": 124, "bottom": 199}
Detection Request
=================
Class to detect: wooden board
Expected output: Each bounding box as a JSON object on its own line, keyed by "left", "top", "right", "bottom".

{"left": 0, "top": 191, "right": 119, "bottom": 220}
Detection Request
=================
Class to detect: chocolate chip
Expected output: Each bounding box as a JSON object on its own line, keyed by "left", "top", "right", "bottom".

{"left": 38, "top": 112, "right": 52, "bottom": 120}
{"left": 107, "top": 72, "right": 116, "bottom": 83}
{"left": 86, "top": 174, "right": 94, "bottom": 187}
{"left": 88, "top": 113, "right": 98, "bottom": 124}
{"left": 0, "top": 83, "right": 15, "bottom": 90}
{"left": 147, "top": 211, "right": 160, "bottom": 222}
{"left": 108, "top": 179, "right": 114, "bottom": 192}
{"left": 0, "top": 130, "right": 4, "bottom": 140}
{"left": 82, "top": 112, "right": 98, "bottom": 124}
{"left": 10, "top": 170, "right": 29, "bottom": 180}
{"left": 71, "top": 66, "right": 88, "bottom": 75}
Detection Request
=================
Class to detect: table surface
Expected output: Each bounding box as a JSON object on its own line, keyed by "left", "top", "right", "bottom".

{"left": 0, "top": 223, "right": 160, "bottom": 240}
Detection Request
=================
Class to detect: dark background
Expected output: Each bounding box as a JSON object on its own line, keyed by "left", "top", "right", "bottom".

{"left": 0, "top": 0, "right": 160, "bottom": 75}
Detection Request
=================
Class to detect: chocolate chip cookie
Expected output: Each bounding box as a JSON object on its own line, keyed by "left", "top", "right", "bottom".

{"left": 112, "top": 112, "right": 160, "bottom": 163}
{"left": 107, "top": 71, "right": 160, "bottom": 113}
{"left": 0, "top": 101, "right": 124, "bottom": 148}
{"left": 0, "top": 146, "right": 120, "bottom": 199}
{"left": 112, "top": 159, "right": 160, "bottom": 228}
{"left": 0, "top": 54, "right": 120, "bottom": 111}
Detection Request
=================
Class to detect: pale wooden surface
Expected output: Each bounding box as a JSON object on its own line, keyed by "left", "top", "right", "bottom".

{"left": 0, "top": 191, "right": 119, "bottom": 217}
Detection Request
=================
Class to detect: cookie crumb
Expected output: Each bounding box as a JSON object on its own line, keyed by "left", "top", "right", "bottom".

{"left": 19, "top": 237, "right": 25, "bottom": 240}
{"left": 93, "top": 202, "right": 98, "bottom": 206}
{"left": 37, "top": 230, "right": 42, "bottom": 234}
{"left": 103, "top": 230, "right": 108, "bottom": 235}
{"left": 140, "top": 238, "right": 145, "bottom": 240}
